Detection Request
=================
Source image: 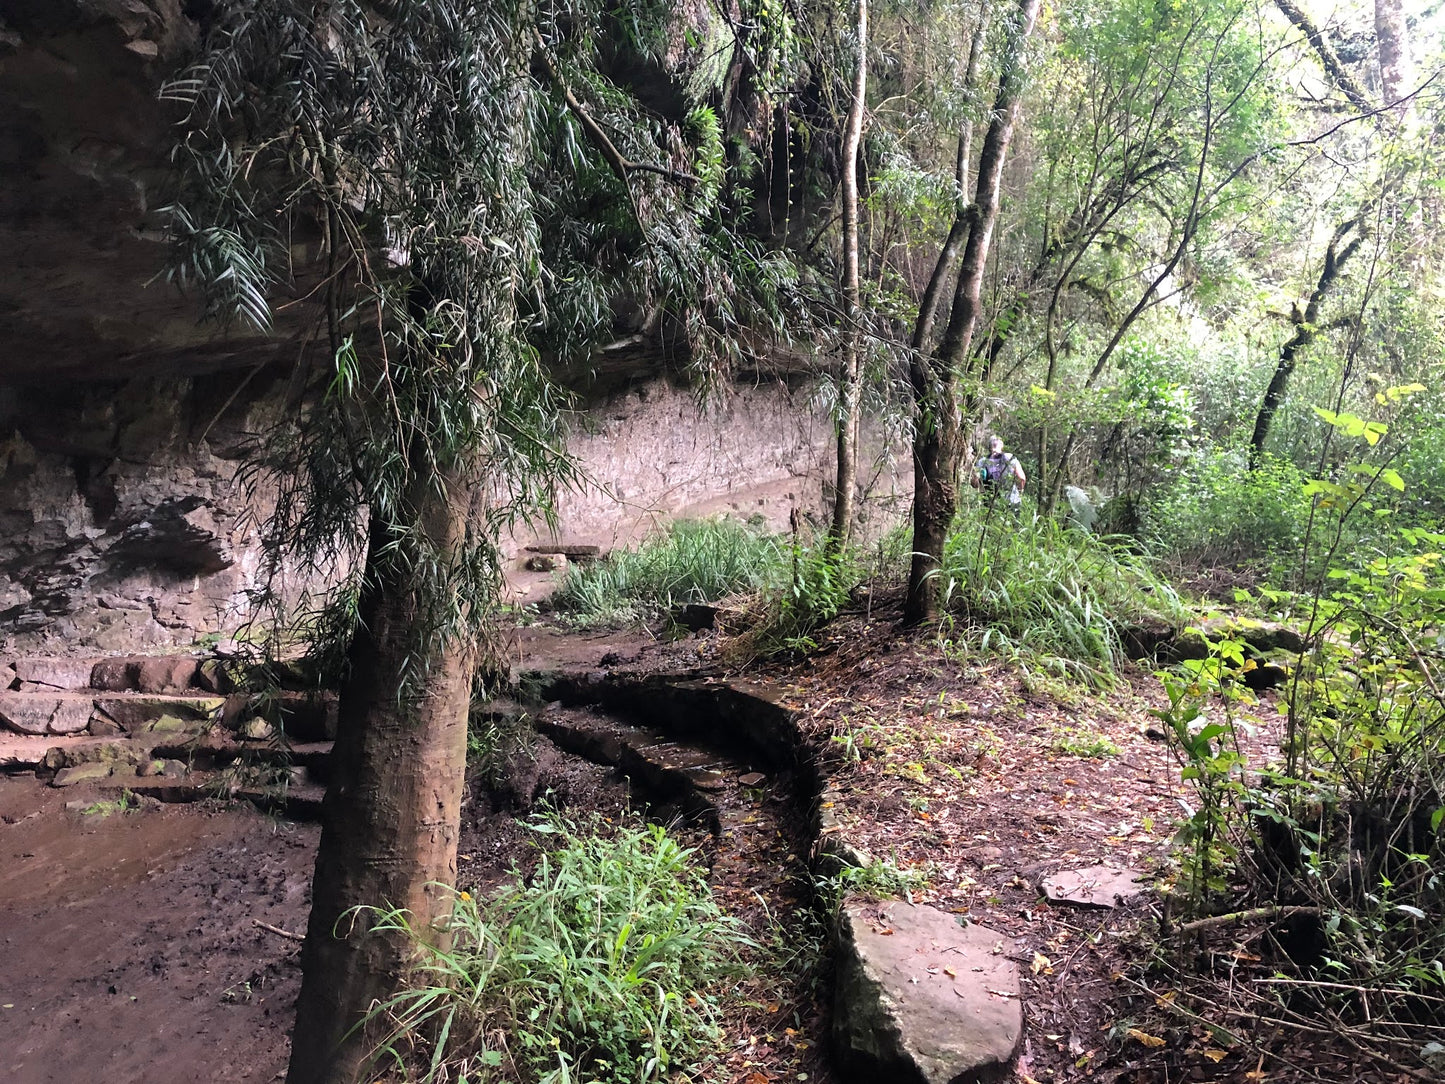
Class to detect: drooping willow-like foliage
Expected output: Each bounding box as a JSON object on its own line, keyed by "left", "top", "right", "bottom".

{"left": 161, "top": 0, "right": 800, "bottom": 682}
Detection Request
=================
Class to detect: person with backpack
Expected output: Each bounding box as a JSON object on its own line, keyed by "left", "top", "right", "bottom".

{"left": 970, "top": 434, "right": 1027, "bottom": 512}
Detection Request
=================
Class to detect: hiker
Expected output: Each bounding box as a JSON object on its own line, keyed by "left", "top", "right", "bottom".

{"left": 970, "top": 435, "right": 1026, "bottom": 512}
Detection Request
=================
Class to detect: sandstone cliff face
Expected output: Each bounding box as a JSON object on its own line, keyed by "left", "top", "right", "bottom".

{"left": 0, "top": 369, "right": 909, "bottom": 652}
{"left": 0, "top": 1, "right": 297, "bottom": 384}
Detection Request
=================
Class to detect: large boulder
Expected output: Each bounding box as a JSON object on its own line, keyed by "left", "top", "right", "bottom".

{"left": 833, "top": 898, "right": 1022, "bottom": 1084}
{"left": 1173, "top": 617, "right": 1308, "bottom": 661}
{"left": 90, "top": 655, "right": 200, "bottom": 693}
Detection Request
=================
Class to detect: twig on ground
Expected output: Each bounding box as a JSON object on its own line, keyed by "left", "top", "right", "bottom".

{"left": 1113, "top": 972, "right": 1324, "bottom": 1082}
{"left": 254, "top": 919, "right": 305, "bottom": 942}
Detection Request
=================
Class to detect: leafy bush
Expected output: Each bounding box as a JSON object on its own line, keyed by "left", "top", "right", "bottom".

{"left": 935, "top": 506, "right": 1186, "bottom": 686}
{"left": 549, "top": 518, "right": 783, "bottom": 627}
{"left": 1155, "top": 412, "right": 1445, "bottom": 1073}
{"left": 368, "top": 814, "right": 744, "bottom": 1083}
{"left": 739, "top": 538, "right": 862, "bottom": 657}
{"left": 1140, "top": 449, "right": 1314, "bottom": 574}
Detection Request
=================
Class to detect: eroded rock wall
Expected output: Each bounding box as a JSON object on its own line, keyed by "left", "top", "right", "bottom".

{"left": 0, "top": 371, "right": 909, "bottom": 651}
{"left": 0, "top": 374, "right": 285, "bottom": 652}
{"left": 549, "top": 379, "right": 909, "bottom": 551}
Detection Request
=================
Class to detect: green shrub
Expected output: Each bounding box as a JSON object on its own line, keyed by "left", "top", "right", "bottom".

{"left": 1140, "top": 449, "right": 1313, "bottom": 574}
{"left": 743, "top": 538, "right": 861, "bottom": 656}
{"left": 368, "top": 814, "right": 744, "bottom": 1083}
{"left": 937, "top": 505, "right": 1186, "bottom": 686}
{"left": 550, "top": 518, "right": 783, "bottom": 626}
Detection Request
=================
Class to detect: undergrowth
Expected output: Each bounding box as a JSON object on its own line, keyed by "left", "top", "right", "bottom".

{"left": 366, "top": 813, "right": 745, "bottom": 1084}
{"left": 936, "top": 505, "right": 1186, "bottom": 686}
{"left": 550, "top": 518, "right": 782, "bottom": 626}
{"left": 1147, "top": 403, "right": 1445, "bottom": 1077}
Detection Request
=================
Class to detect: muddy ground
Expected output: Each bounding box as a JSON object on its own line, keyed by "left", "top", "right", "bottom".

{"left": 0, "top": 778, "right": 315, "bottom": 1084}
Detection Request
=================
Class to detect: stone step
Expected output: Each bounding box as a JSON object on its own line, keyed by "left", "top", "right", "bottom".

{"left": 535, "top": 709, "right": 769, "bottom": 828}
{"left": 524, "top": 542, "right": 602, "bottom": 559}
{"left": 149, "top": 737, "right": 333, "bottom": 779}
{"left": 2, "top": 654, "right": 231, "bottom": 695}
{"left": 112, "top": 777, "right": 327, "bottom": 821}
{"left": 1, "top": 734, "right": 73, "bottom": 772}
{"left": 4, "top": 656, "right": 101, "bottom": 691}
{"left": 256, "top": 691, "right": 338, "bottom": 742}
{"left": 0, "top": 689, "right": 228, "bottom": 737}
{"left": 33, "top": 735, "right": 331, "bottom": 822}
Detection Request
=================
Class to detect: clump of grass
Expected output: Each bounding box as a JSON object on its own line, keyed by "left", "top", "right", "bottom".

{"left": 737, "top": 536, "right": 862, "bottom": 658}
{"left": 1054, "top": 726, "right": 1121, "bottom": 759}
{"left": 938, "top": 506, "right": 1186, "bottom": 686}
{"left": 465, "top": 699, "right": 532, "bottom": 788}
{"left": 550, "top": 517, "right": 783, "bottom": 627}
{"left": 80, "top": 789, "right": 139, "bottom": 817}
{"left": 815, "top": 854, "right": 931, "bottom": 905}
{"left": 367, "top": 813, "right": 745, "bottom": 1084}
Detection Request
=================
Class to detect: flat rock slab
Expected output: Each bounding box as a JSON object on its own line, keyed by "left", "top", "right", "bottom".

{"left": 93, "top": 694, "right": 224, "bottom": 730}
{"left": 834, "top": 898, "right": 1021, "bottom": 1084}
{"left": 52, "top": 761, "right": 116, "bottom": 787}
{"left": 0, "top": 693, "right": 93, "bottom": 735}
{"left": 1041, "top": 866, "right": 1146, "bottom": 908}
{"left": 13, "top": 657, "right": 102, "bottom": 690}
{"left": 0, "top": 734, "right": 57, "bottom": 771}
{"left": 524, "top": 542, "right": 601, "bottom": 558}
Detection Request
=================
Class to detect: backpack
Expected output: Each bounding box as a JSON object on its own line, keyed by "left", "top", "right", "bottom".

{"left": 980, "top": 452, "right": 1013, "bottom": 488}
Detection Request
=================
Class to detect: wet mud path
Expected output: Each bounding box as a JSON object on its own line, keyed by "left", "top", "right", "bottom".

{"left": 0, "top": 779, "right": 316, "bottom": 1084}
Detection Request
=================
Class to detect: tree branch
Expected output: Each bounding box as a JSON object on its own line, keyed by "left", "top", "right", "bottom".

{"left": 532, "top": 31, "right": 699, "bottom": 189}
{"left": 1273, "top": 0, "right": 1373, "bottom": 112}
{"left": 1176, "top": 904, "right": 1321, "bottom": 934}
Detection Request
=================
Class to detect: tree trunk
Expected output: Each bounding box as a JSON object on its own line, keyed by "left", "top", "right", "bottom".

{"left": 830, "top": 0, "right": 869, "bottom": 551}
{"left": 911, "top": 8, "right": 988, "bottom": 355}
{"left": 904, "top": 0, "right": 1042, "bottom": 624}
{"left": 1248, "top": 221, "right": 1364, "bottom": 466}
{"left": 287, "top": 479, "right": 476, "bottom": 1084}
{"left": 1374, "top": 0, "right": 1414, "bottom": 119}
{"left": 1274, "top": 0, "right": 1373, "bottom": 112}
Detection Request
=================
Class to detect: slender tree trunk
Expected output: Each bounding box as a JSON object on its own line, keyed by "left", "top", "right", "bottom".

{"left": 911, "top": 8, "right": 988, "bottom": 354}
{"left": 287, "top": 478, "right": 476, "bottom": 1084}
{"left": 830, "top": 0, "right": 869, "bottom": 551}
{"left": 1374, "top": 0, "right": 1414, "bottom": 119}
{"left": 904, "top": 0, "right": 1042, "bottom": 624}
{"left": 1248, "top": 222, "right": 1364, "bottom": 465}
